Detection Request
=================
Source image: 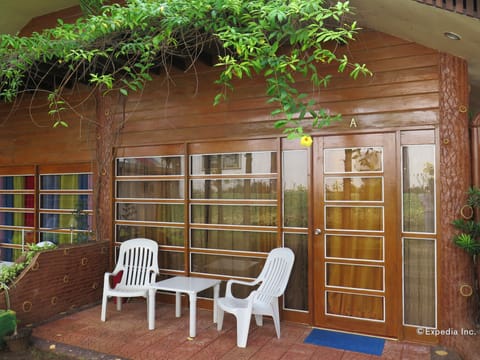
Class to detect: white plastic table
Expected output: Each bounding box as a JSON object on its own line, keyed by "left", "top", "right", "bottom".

{"left": 148, "top": 276, "right": 221, "bottom": 337}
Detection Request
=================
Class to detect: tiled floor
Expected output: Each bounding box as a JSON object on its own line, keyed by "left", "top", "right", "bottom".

{"left": 31, "top": 299, "right": 433, "bottom": 360}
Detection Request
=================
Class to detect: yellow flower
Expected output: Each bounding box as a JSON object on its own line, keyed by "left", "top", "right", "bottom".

{"left": 300, "top": 135, "right": 313, "bottom": 147}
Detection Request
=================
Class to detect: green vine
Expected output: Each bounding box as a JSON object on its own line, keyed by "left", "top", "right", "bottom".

{"left": 0, "top": 0, "right": 370, "bottom": 137}
{"left": 452, "top": 186, "right": 480, "bottom": 327}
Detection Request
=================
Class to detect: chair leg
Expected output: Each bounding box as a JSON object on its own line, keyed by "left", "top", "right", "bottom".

{"left": 235, "top": 313, "right": 252, "bottom": 348}
{"left": 101, "top": 294, "right": 108, "bottom": 321}
{"left": 217, "top": 306, "right": 224, "bottom": 331}
{"left": 271, "top": 302, "right": 281, "bottom": 338}
{"left": 254, "top": 314, "right": 263, "bottom": 327}
{"left": 116, "top": 297, "right": 122, "bottom": 311}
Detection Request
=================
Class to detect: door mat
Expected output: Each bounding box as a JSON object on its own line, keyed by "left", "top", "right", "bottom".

{"left": 304, "top": 328, "right": 385, "bottom": 356}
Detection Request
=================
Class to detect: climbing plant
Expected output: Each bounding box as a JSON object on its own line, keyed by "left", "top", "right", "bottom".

{"left": 0, "top": 0, "right": 370, "bottom": 138}
{"left": 452, "top": 186, "right": 480, "bottom": 327}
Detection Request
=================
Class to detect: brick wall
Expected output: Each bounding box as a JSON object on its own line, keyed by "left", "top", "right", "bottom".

{"left": 0, "top": 241, "right": 110, "bottom": 326}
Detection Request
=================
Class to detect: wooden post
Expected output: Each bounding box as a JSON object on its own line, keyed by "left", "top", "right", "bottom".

{"left": 94, "top": 88, "right": 117, "bottom": 268}
{"left": 438, "top": 53, "right": 480, "bottom": 358}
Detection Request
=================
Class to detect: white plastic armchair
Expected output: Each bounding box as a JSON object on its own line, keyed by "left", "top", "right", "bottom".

{"left": 101, "top": 238, "right": 159, "bottom": 323}
{"left": 217, "top": 247, "right": 295, "bottom": 348}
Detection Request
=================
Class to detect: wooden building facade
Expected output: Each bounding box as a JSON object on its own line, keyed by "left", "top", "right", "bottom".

{"left": 0, "top": 8, "right": 478, "bottom": 359}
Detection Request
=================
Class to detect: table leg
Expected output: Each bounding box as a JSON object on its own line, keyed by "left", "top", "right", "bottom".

{"left": 213, "top": 283, "right": 219, "bottom": 324}
{"left": 148, "top": 288, "right": 156, "bottom": 330}
{"left": 188, "top": 292, "right": 197, "bottom": 338}
{"left": 175, "top": 292, "right": 181, "bottom": 318}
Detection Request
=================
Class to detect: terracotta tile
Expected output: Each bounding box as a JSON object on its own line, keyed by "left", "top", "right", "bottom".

{"left": 30, "top": 302, "right": 435, "bottom": 360}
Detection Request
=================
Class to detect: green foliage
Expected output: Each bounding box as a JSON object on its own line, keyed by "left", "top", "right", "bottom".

{"left": 0, "top": 0, "right": 370, "bottom": 137}
{"left": 453, "top": 187, "right": 480, "bottom": 258}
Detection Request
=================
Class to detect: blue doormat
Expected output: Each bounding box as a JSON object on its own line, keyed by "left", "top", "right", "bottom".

{"left": 304, "top": 328, "right": 385, "bottom": 356}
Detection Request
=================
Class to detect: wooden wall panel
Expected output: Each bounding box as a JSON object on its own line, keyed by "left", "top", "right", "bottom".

{"left": 0, "top": 93, "right": 96, "bottom": 165}
{"left": 115, "top": 30, "right": 439, "bottom": 148}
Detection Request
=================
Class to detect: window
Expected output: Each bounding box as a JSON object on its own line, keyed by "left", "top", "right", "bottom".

{"left": 0, "top": 164, "right": 93, "bottom": 263}
{"left": 113, "top": 140, "right": 310, "bottom": 312}
{"left": 115, "top": 153, "right": 186, "bottom": 272}
{"left": 282, "top": 148, "right": 309, "bottom": 311}
{"left": 0, "top": 167, "right": 35, "bottom": 263}
{"left": 401, "top": 131, "right": 437, "bottom": 329}
{"left": 189, "top": 150, "right": 278, "bottom": 282}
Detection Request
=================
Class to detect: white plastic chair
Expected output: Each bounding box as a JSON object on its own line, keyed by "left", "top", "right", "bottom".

{"left": 217, "top": 247, "right": 295, "bottom": 347}
{"left": 100, "top": 238, "right": 159, "bottom": 323}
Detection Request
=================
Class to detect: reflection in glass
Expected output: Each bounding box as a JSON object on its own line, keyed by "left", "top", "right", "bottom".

{"left": 116, "top": 203, "right": 184, "bottom": 223}
{"left": 326, "top": 206, "right": 383, "bottom": 231}
{"left": 191, "top": 204, "right": 277, "bottom": 226}
{"left": 117, "top": 180, "right": 184, "bottom": 199}
{"left": 402, "top": 145, "right": 435, "bottom": 233}
{"left": 116, "top": 225, "right": 184, "bottom": 246}
{"left": 283, "top": 150, "right": 308, "bottom": 228}
{"left": 325, "top": 147, "right": 383, "bottom": 173}
{"left": 116, "top": 156, "right": 184, "bottom": 176}
{"left": 191, "top": 253, "right": 265, "bottom": 279}
{"left": 191, "top": 179, "right": 276, "bottom": 200}
{"left": 159, "top": 250, "right": 184, "bottom": 271}
{"left": 191, "top": 152, "right": 277, "bottom": 175}
{"left": 191, "top": 229, "right": 276, "bottom": 251}
{"left": 325, "top": 177, "right": 383, "bottom": 201}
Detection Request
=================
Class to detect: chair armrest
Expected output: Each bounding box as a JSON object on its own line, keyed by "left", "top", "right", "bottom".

{"left": 225, "top": 278, "right": 260, "bottom": 298}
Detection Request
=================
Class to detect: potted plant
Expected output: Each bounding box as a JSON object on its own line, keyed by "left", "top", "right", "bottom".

{"left": 0, "top": 284, "right": 17, "bottom": 350}
{"left": 452, "top": 186, "right": 480, "bottom": 328}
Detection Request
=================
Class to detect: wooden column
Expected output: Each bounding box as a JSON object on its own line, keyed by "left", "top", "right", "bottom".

{"left": 94, "top": 89, "right": 117, "bottom": 261}
{"left": 438, "top": 53, "right": 480, "bottom": 358}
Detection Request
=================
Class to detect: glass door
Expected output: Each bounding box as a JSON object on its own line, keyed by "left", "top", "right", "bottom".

{"left": 313, "top": 133, "right": 400, "bottom": 337}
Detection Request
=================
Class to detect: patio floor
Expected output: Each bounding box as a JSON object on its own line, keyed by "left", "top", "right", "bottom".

{"left": 30, "top": 298, "right": 435, "bottom": 360}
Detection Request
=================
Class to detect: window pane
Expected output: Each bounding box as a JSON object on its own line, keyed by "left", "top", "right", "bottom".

{"left": 327, "top": 263, "right": 384, "bottom": 290}
{"left": 191, "top": 179, "right": 276, "bottom": 200}
{"left": 191, "top": 253, "right": 265, "bottom": 278}
{"left": 283, "top": 150, "right": 308, "bottom": 228}
{"left": 402, "top": 145, "right": 435, "bottom": 233}
{"left": 117, "top": 180, "right": 184, "bottom": 199}
{"left": 0, "top": 175, "right": 34, "bottom": 190}
{"left": 191, "top": 152, "right": 277, "bottom": 175}
{"left": 325, "top": 177, "right": 383, "bottom": 201}
{"left": 325, "top": 148, "right": 383, "bottom": 173}
{"left": 116, "top": 203, "right": 184, "bottom": 223}
{"left": 284, "top": 233, "right": 308, "bottom": 311}
{"left": 326, "top": 206, "right": 383, "bottom": 231}
{"left": 40, "top": 194, "right": 92, "bottom": 210}
{"left": 40, "top": 174, "right": 92, "bottom": 190}
{"left": 191, "top": 204, "right": 277, "bottom": 226}
{"left": 116, "top": 225, "right": 184, "bottom": 246}
{"left": 40, "top": 213, "right": 91, "bottom": 230}
{"left": 191, "top": 229, "right": 276, "bottom": 251}
{"left": 326, "top": 235, "right": 383, "bottom": 261}
{"left": 116, "top": 156, "right": 184, "bottom": 176}
{"left": 326, "top": 292, "right": 384, "bottom": 320}
{"left": 403, "top": 238, "right": 436, "bottom": 327}
{"left": 159, "top": 250, "right": 184, "bottom": 271}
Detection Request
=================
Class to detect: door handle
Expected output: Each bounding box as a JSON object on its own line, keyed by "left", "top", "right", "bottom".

{"left": 314, "top": 228, "right": 322, "bottom": 235}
